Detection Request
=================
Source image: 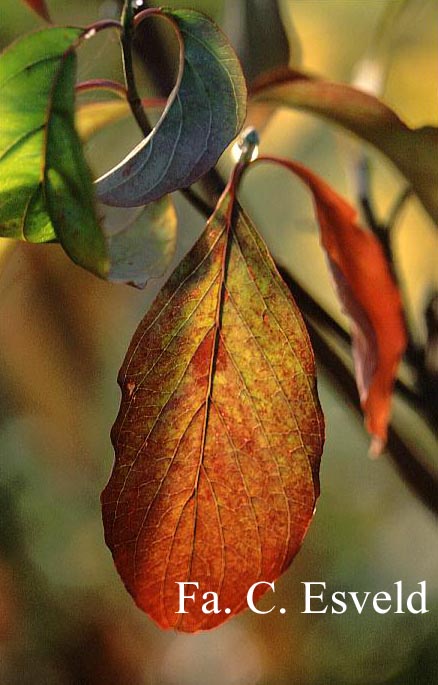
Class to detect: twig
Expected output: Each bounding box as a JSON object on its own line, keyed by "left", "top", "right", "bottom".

{"left": 120, "top": 0, "right": 152, "bottom": 136}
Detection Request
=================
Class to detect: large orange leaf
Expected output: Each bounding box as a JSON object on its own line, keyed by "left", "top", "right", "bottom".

{"left": 102, "top": 178, "right": 324, "bottom": 632}
{"left": 252, "top": 68, "right": 438, "bottom": 227}
{"left": 256, "top": 157, "right": 407, "bottom": 455}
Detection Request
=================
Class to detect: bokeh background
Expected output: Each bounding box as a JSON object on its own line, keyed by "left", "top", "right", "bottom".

{"left": 0, "top": 1, "right": 437, "bottom": 683}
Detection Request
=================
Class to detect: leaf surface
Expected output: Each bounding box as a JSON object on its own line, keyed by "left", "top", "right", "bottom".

{"left": 0, "top": 27, "right": 108, "bottom": 277}
{"left": 21, "top": 0, "right": 51, "bottom": 22}
{"left": 0, "top": 27, "right": 84, "bottom": 244}
{"left": 258, "top": 156, "right": 407, "bottom": 454}
{"left": 95, "top": 9, "right": 247, "bottom": 207}
{"left": 252, "top": 68, "right": 438, "bottom": 226}
{"left": 100, "top": 197, "right": 177, "bottom": 289}
{"left": 102, "top": 183, "right": 324, "bottom": 632}
{"left": 43, "top": 41, "right": 108, "bottom": 276}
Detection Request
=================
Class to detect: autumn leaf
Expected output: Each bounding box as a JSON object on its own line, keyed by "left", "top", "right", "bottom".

{"left": 102, "top": 174, "right": 324, "bottom": 632}
{"left": 255, "top": 156, "right": 407, "bottom": 454}
{"left": 95, "top": 8, "right": 247, "bottom": 207}
{"left": 252, "top": 68, "right": 438, "bottom": 227}
{"left": 21, "top": 0, "right": 51, "bottom": 22}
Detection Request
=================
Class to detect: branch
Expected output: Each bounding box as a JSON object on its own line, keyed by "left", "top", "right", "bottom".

{"left": 120, "top": 0, "right": 152, "bottom": 136}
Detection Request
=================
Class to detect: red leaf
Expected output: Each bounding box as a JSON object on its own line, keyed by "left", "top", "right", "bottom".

{"left": 21, "top": 0, "right": 51, "bottom": 22}
{"left": 256, "top": 156, "right": 407, "bottom": 455}
{"left": 102, "top": 172, "right": 324, "bottom": 632}
{"left": 251, "top": 67, "right": 438, "bottom": 228}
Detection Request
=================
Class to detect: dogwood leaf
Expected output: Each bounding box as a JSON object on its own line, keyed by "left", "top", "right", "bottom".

{"left": 95, "top": 8, "right": 247, "bottom": 207}
{"left": 256, "top": 156, "right": 407, "bottom": 454}
{"left": 102, "top": 179, "right": 324, "bottom": 632}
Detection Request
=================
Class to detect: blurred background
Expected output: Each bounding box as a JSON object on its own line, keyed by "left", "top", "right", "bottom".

{"left": 0, "top": 1, "right": 437, "bottom": 683}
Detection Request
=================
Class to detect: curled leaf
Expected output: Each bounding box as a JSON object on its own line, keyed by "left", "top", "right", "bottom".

{"left": 95, "top": 8, "right": 247, "bottom": 207}
{"left": 256, "top": 156, "right": 407, "bottom": 453}
{"left": 0, "top": 28, "right": 176, "bottom": 285}
{"left": 252, "top": 68, "right": 438, "bottom": 227}
{"left": 102, "top": 177, "right": 324, "bottom": 632}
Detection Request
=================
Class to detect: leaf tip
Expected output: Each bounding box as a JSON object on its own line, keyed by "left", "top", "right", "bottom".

{"left": 368, "top": 435, "right": 385, "bottom": 459}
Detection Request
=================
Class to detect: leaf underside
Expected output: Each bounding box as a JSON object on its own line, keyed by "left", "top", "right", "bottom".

{"left": 252, "top": 68, "right": 438, "bottom": 227}
{"left": 95, "top": 9, "right": 247, "bottom": 207}
{"left": 102, "top": 189, "right": 324, "bottom": 632}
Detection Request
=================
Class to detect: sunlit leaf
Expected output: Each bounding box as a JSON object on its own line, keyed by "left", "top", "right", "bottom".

{"left": 102, "top": 180, "right": 324, "bottom": 632}
{"left": 0, "top": 28, "right": 85, "bottom": 243}
{"left": 0, "top": 28, "right": 177, "bottom": 284}
{"left": 95, "top": 9, "right": 247, "bottom": 207}
{"left": 21, "top": 0, "right": 51, "bottom": 22}
{"left": 100, "top": 196, "right": 177, "bottom": 289}
{"left": 43, "top": 41, "right": 108, "bottom": 277}
{"left": 257, "top": 156, "right": 407, "bottom": 454}
{"left": 252, "top": 68, "right": 438, "bottom": 226}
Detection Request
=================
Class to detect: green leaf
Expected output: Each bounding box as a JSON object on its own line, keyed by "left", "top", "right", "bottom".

{"left": 0, "top": 28, "right": 177, "bottom": 285}
{"left": 102, "top": 183, "right": 324, "bottom": 632}
{"left": 95, "top": 8, "right": 247, "bottom": 207}
{"left": 42, "top": 43, "right": 109, "bottom": 277}
{"left": 0, "top": 28, "right": 84, "bottom": 243}
{"left": 0, "top": 26, "right": 108, "bottom": 277}
{"left": 252, "top": 68, "right": 438, "bottom": 226}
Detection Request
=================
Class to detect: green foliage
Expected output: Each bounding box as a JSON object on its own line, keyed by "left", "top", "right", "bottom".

{"left": 0, "top": 28, "right": 84, "bottom": 243}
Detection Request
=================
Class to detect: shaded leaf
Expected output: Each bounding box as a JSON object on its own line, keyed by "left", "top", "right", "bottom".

{"left": 102, "top": 181, "right": 324, "bottom": 632}
{"left": 95, "top": 9, "right": 247, "bottom": 207}
{"left": 258, "top": 156, "right": 407, "bottom": 454}
{"left": 99, "top": 196, "right": 177, "bottom": 289}
{"left": 252, "top": 68, "right": 438, "bottom": 226}
{"left": 21, "top": 0, "right": 51, "bottom": 22}
{"left": 0, "top": 27, "right": 84, "bottom": 244}
{"left": 223, "top": 0, "right": 295, "bottom": 82}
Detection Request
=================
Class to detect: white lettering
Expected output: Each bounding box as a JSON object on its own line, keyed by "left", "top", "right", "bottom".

{"left": 175, "top": 582, "right": 199, "bottom": 613}
{"left": 302, "top": 582, "right": 327, "bottom": 614}
{"left": 247, "top": 582, "right": 276, "bottom": 614}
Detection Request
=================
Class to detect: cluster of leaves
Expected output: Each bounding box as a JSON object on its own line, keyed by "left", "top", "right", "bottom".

{"left": 1, "top": 0, "right": 435, "bottom": 631}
